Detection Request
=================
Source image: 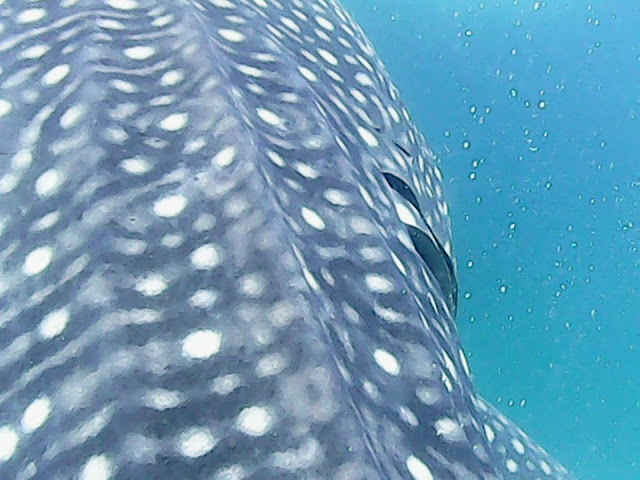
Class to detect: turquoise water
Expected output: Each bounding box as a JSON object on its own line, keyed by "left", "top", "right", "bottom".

{"left": 343, "top": 1, "right": 640, "bottom": 479}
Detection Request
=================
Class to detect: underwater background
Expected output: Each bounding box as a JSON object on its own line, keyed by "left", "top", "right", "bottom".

{"left": 342, "top": 1, "right": 640, "bottom": 479}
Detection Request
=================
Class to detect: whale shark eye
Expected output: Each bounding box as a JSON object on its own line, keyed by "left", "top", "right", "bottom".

{"left": 382, "top": 172, "right": 458, "bottom": 317}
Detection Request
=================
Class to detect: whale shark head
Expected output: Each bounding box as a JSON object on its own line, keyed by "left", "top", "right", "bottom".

{"left": 0, "top": 0, "right": 574, "bottom": 479}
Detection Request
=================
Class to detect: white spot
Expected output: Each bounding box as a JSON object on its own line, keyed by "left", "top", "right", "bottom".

{"left": 189, "top": 290, "right": 218, "bottom": 309}
{"left": 153, "top": 194, "right": 187, "bottom": 218}
{"left": 298, "top": 66, "right": 318, "bottom": 82}
{"left": 60, "top": 104, "right": 87, "bottom": 129}
{"left": 236, "top": 64, "right": 266, "bottom": 78}
{"left": 124, "top": 46, "right": 155, "bottom": 60}
{"left": 302, "top": 268, "right": 320, "bottom": 291}
{"left": 143, "top": 389, "right": 183, "bottom": 410}
{"left": 96, "top": 18, "right": 125, "bottom": 30}
{"left": 20, "top": 45, "right": 50, "bottom": 61}
{"left": 406, "top": 455, "right": 434, "bottom": 480}
{"left": 355, "top": 72, "right": 374, "bottom": 87}
{"left": 183, "top": 137, "right": 207, "bottom": 154}
{"left": 215, "top": 465, "right": 246, "bottom": 480}
{"left": 416, "top": 386, "right": 441, "bottom": 406}
{"left": 239, "top": 274, "right": 267, "bottom": 298}
{"left": 459, "top": 349, "right": 471, "bottom": 377}
{"left": 105, "top": 125, "right": 128, "bottom": 143}
{"left": 395, "top": 201, "right": 420, "bottom": 228}
{"left": 484, "top": 424, "right": 495, "bottom": 443}
{"left": 42, "top": 64, "right": 70, "bottom": 86}
{"left": 209, "top": 0, "right": 236, "bottom": 8}
{"left": 512, "top": 438, "right": 526, "bottom": 454}
{"left": 161, "top": 233, "right": 184, "bottom": 248}
{"left": 442, "top": 351, "right": 458, "bottom": 381}
{"left": 21, "top": 397, "right": 52, "bottom": 433}
{"left": 17, "top": 8, "right": 47, "bottom": 24}
{"left": 359, "top": 185, "right": 374, "bottom": 208}
{"left": 182, "top": 329, "right": 222, "bottom": 360}
{"left": 350, "top": 216, "right": 375, "bottom": 235}
{"left": 23, "top": 246, "right": 53, "bottom": 276}
{"left": 360, "top": 246, "right": 386, "bottom": 263}
{"left": 35, "top": 169, "right": 63, "bottom": 198}
{"left": 301, "top": 207, "right": 326, "bottom": 230}
{"left": 11, "top": 149, "right": 32, "bottom": 169}
{"left": 280, "top": 92, "right": 301, "bottom": 103}
{"left": 435, "top": 417, "right": 465, "bottom": 442}
{"left": 390, "top": 252, "right": 407, "bottom": 275}
{"left": 190, "top": 243, "right": 222, "bottom": 270}
{"left": 177, "top": 427, "right": 216, "bottom": 458}
{"left": 266, "top": 150, "right": 285, "bottom": 167}
{"left": 149, "top": 96, "right": 175, "bottom": 107}
{"left": 357, "top": 126, "right": 378, "bottom": 147}
{"left": 126, "top": 309, "right": 161, "bottom": 325}
{"left": 256, "top": 107, "right": 283, "bottom": 126}
{"left": 110, "top": 79, "right": 137, "bottom": 93}
{"left": 324, "top": 189, "right": 350, "bottom": 206}
{"left": 114, "top": 238, "right": 146, "bottom": 256}
{"left": 363, "top": 380, "right": 380, "bottom": 400}
{"left": 218, "top": 28, "right": 246, "bottom": 43}
{"left": 160, "top": 70, "right": 184, "bottom": 86}
{"left": 151, "top": 13, "right": 174, "bottom": 27}
{"left": 0, "top": 173, "right": 19, "bottom": 194}
{"left": 293, "top": 162, "right": 320, "bottom": 179}
{"left": 38, "top": 308, "right": 70, "bottom": 339}
{"left": 106, "top": 0, "right": 138, "bottom": 10}
{"left": 506, "top": 458, "right": 519, "bottom": 473}
{"left": 32, "top": 211, "right": 60, "bottom": 232}
{"left": 159, "top": 112, "right": 188, "bottom": 131}
{"left": 398, "top": 405, "right": 419, "bottom": 427}
{"left": 373, "top": 348, "right": 401, "bottom": 376}
{"left": 255, "top": 353, "right": 286, "bottom": 377}
{"left": 193, "top": 213, "right": 216, "bottom": 232}
{"left": 0, "top": 426, "right": 19, "bottom": 463}
{"left": 122, "top": 433, "right": 158, "bottom": 464}
{"left": 236, "top": 406, "right": 273, "bottom": 436}
{"left": 211, "top": 374, "right": 241, "bottom": 395}
{"left": 350, "top": 88, "right": 367, "bottom": 104}
{"left": 315, "top": 16, "right": 335, "bottom": 31}
{"left": 0, "top": 99, "right": 13, "bottom": 117}
{"left": 281, "top": 16, "right": 301, "bottom": 33}
{"left": 79, "top": 455, "right": 113, "bottom": 480}
{"left": 317, "top": 49, "right": 338, "bottom": 66}
{"left": 212, "top": 146, "right": 237, "bottom": 168}
{"left": 136, "top": 274, "right": 168, "bottom": 296}
{"left": 540, "top": 460, "right": 552, "bottom": 475}
{"left": 120, "top": 156, "right": 151, "bottom": 175}
{"left": 365, "top": 274, "right": 394, "bottom": 294}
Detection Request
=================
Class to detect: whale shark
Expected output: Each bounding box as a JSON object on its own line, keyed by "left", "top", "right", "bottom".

{"left": 0, "top": 0, "right": 576, "bottom": 479}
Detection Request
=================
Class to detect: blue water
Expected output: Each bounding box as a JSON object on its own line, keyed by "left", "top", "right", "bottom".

{"left": 342, "top": 1, "right": 640, "bottom": 479}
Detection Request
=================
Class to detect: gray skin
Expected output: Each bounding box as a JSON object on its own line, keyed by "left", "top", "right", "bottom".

{"left": 0, "top": 0, "right": 575, "bottom": 479}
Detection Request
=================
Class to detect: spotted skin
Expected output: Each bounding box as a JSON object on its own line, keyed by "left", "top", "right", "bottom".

{"left": 0, "top": 0, "right": 574, "bottom": 479}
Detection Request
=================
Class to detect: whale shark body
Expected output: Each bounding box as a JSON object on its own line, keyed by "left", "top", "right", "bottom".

{"left": 0, "top": 0, "right": 575, "bottom": 479}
